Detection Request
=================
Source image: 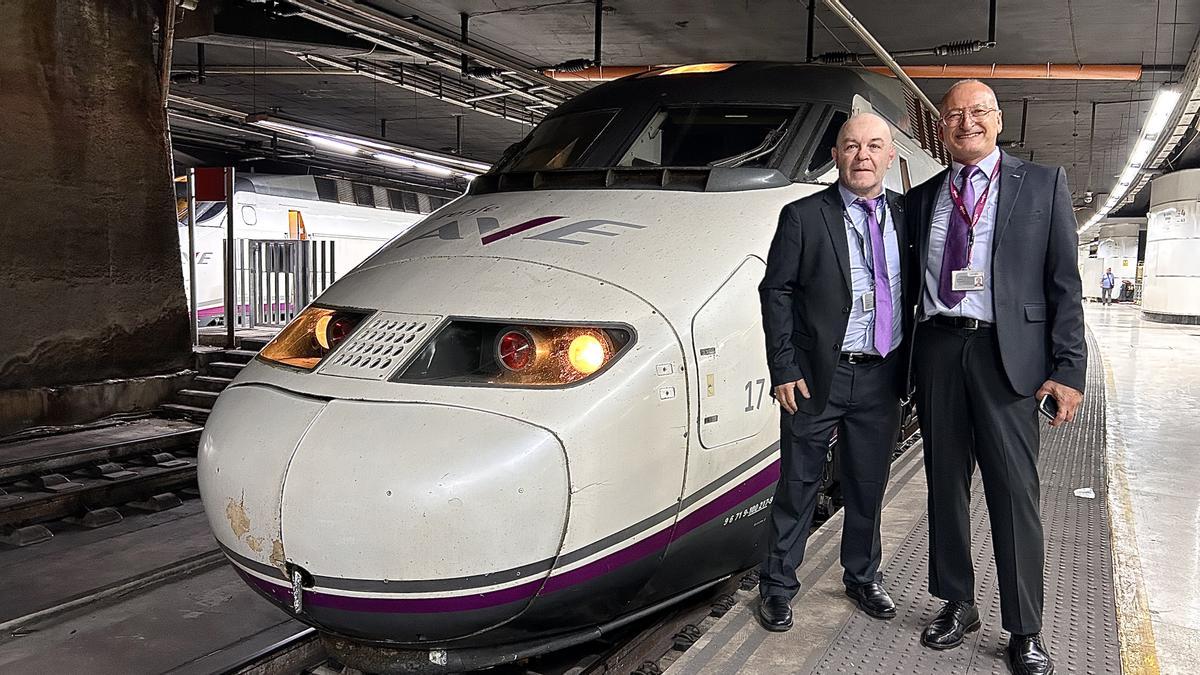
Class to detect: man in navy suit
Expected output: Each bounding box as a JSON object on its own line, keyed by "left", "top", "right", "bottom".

{"left": 757, "top": 112, "right": 912, "bottom": 631}
{"left": 906, "top": 80, "right": 1085, "bottom": 675}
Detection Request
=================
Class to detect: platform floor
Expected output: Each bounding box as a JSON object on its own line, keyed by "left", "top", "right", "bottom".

{"left": 669, "top": 308, "right": 1200, "bottom": 674}
{"left": 1087, "top": 304, "right": 1200, "bottom": 674}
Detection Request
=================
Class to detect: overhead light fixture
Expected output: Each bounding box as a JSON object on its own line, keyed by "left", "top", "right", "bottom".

{"left": 1078, "top": 85, "right": 1182, "bottom": 236}
{"left": 307, "top": 135, "right": 362, "bottom": 155}
{"left": 373, "top": 152, "right": 415, "bottom": 168}
{"left": 248, "top": 113, "right": 491, "bottom": 174}
{"left": 411, "top": 160, "right": 453, "bottom": 177}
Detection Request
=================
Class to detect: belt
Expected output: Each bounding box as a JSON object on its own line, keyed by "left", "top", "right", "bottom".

{"left": 930, "top": 315, "right": 993, "bottom": 330}
{"left": 840, "top": 352, "right": 884, "bottom": 364}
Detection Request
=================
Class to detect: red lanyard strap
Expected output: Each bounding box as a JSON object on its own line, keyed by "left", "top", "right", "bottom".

{"left": 947, "top": 160, "right": 1001, "bottom": 265}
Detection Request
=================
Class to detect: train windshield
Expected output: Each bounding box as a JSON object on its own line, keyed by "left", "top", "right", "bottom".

{"left": 504, "top": 109, "right": 618, "bottom": 172}
{"left": 618, "top": 106, "right": 796, "bottom": 169}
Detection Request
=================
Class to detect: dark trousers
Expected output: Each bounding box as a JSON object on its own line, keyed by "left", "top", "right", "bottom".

{"left": 913, "top": 322, "right": 1043, "bottom": 634}
{"left": 760, "top": 354, "right": 901, "bottom": 598}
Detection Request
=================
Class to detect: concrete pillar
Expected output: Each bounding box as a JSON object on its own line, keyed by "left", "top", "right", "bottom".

{"left": 1144, "top": 169, "right": 1200, "bottom": 324}
{"left": 0, "top": 1, "right": 191, "bottom": 429}
{"left": 1079, "top": 220, "right": 1141, "bottom": 301}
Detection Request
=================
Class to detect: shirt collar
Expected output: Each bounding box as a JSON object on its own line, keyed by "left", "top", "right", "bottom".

{"left": 837, "top": 183, "right": 885, "bottom": 211}
{"left": 951, "top": 147, "right": 1001, "bottom": 181}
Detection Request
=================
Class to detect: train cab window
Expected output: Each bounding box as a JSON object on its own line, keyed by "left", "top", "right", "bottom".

{"left": 503, "top": 109, "right": 618, "bottom": 172}
{"left": 805, "top": 110, "right": 848, "bottom": 177}
{"left": 352, "top": 183, "right": 375, "bottom": 207}
{"left": 314, "top": 177, "right": 339, "bottom": 202}
{"left": 618, "top": 106, "right": 796, "bottom": 168}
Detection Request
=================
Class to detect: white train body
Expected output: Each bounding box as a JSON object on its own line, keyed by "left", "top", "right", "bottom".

{"left": 197, "top": 64, "right": 943, "bottom": 672}
{"left": 178, "top": 175, "right": 427, "bottom": 321}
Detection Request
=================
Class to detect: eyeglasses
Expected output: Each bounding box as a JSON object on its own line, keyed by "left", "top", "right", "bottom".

{"left": 939, "top": 107, "right": 997, "bottom": 127}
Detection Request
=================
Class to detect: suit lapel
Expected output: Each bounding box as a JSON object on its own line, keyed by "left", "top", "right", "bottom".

{"left": 819, "top": 185, "right": 853, "bottom": 293}
{"left": 917, "top": 168, "right": 949, "bottom": 267}
{"left": 887, "top": 189, "right": 906, "bottom": 254}
{"left": 993, "top": 151, "right": 1026, "bottom": 252}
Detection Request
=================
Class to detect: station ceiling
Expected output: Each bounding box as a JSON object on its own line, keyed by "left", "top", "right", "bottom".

{"left": 169, "top": 0, "right": 1200, "bottom": 219}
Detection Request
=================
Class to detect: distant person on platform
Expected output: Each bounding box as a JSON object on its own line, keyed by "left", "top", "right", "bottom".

{"left": 757, "top": 112, "right": 911, "bottom": 632}
{"left": 1101, "top": 268, "right": 1116, "bottom": 305}
{"left": 905, "top": 79, "right": 1085, "bottom": 675}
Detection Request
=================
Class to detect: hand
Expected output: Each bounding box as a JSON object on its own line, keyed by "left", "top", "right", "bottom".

{"left": 774, "top": 379, "right": 811, "bottom": 415}
{"left": 1035, "top": 379, "right": 1083, "bottom": 428}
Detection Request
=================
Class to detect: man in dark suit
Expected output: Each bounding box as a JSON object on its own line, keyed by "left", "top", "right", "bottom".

{"left": 757, "top": 112, "right": 912, "bottom": 631}
{"left": 906, "top": 79, "right": 1085, "bottom": 675}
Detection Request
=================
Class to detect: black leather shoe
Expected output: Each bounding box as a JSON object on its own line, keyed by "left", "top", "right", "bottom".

{"left": 920, "top": 600, "right": 981, "bottom": 649}
{"left": 758, "top": 595, "right": 793, "bottom": 632}
{"left": 845, "top": 581, "right": 896, "bottom": 619}
{"left": 1007, "top": 633, "right": 1055, "bottom": 675}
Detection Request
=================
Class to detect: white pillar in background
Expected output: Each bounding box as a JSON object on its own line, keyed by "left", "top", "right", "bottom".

{"left": 1079, "top": 219, "right": 1141, "bottom": 301}
{"left": 1144, "top": 169, "right": 1200, "bottom": 323}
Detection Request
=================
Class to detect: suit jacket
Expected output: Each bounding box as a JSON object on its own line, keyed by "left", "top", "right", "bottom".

{"left": 904, "top": 151, "right": 1086, "bottom": 396}
{"left": 759, "top": 184, "right": 912, "bottom": 415}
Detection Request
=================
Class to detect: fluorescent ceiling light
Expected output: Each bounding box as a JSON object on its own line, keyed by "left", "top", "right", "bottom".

{"left": 307, "top": 135, "right": 361, "bottom": 155}
{"left": 1090, "top": 85, "right": 1182, "bottom": 223}
{"left": 412, "top": 160, "right": 453, "bottom": 177}
{"left": 250, "top": 114, "right": 491, "bottom": 173}
{"left": 373, "top": 152, "right": 416, "bottom": 168}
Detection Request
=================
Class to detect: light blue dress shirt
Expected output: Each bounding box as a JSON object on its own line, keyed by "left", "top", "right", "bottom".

{"left": 838, "top": 184, "right": 903, "bottom": 354}
{"left": 922, "top": 147, "right": 1001, "bottom": 322}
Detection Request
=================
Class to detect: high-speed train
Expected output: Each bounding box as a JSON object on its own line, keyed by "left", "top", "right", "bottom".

{"left": 178, "top": 174, "right": 427, "bottom": 322}
{"left": 198, "top": 63, "right": 943, "bottom": 672}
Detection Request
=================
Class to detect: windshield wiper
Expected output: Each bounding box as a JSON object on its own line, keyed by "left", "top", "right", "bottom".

{"left": 709, "top": 121, "right": 790, "bottom": 169}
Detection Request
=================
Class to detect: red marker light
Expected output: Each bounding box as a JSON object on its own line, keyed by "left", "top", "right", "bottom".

{"left": 497, "top": 329, "right": 535, "bottom": 371}
{"left": 326, "top": 315, "right": 357, "bottom": 349}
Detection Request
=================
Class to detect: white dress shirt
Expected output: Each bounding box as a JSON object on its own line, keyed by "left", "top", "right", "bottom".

{"left": 838, "top": 184, "right": 903, "bottom": 354}
{"left": 922, "top": 147, "right": 1001, "bottom": 322}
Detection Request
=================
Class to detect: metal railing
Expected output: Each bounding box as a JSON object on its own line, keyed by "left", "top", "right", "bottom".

{"left": 226, "top": 239, "right": 336, "bottom": 328}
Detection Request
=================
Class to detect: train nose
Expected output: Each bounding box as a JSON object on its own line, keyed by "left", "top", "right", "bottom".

{"left": 200, "top": 386, "right": 570, "bottom": 643}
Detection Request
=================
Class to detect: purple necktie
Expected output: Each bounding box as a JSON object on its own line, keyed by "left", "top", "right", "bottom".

{"left": 854, "top": 196, "right": 893, "bottom": 356}
{"left": 938, "top": 165, "right": 979, "bottom": 308}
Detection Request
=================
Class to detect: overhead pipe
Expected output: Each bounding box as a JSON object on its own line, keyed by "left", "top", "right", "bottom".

{"left": 816, "top": 0, "right": 996, "bottom": 71}
{"left": 542, "top": 63, "right": 1148, "bottom": 83}
{"left": 818, "top": 39, "right": 992, "bottom": 65}
{"left": 288, "top": 2, "right": 564, "bottom": 110}
{"left": 285, "top": 0, "right": 583, "bottom": 95}
{"left": 820, "top": 0, "right": 939, "bottom": 116}
{"left": 866, "top": 64, "right": 1144, "bottom": 80}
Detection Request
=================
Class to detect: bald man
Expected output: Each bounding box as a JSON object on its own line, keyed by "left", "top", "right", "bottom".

{"left": 905, "top": 79, "right": 1084, "bottom": 675}
{"left": 757, "top": 112, "right": 913, "bottom": 631}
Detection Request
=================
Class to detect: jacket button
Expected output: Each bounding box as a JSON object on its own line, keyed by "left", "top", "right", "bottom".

{"left": 833, "top": 344, "right": 839, "bottom": 351}
{"left": 842, "top": 306, "right": 850, "bottom": 314}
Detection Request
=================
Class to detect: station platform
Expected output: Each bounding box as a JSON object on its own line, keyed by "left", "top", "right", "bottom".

{"left": 669, "top": 304, "right": 1197, "bottom": 675}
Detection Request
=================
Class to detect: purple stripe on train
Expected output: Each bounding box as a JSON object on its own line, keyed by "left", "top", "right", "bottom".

{"left": 235, "top": 459, "right": 780, "bottom": 614}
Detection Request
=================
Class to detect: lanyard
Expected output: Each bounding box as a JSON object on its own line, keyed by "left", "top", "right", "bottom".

{"left": 947, "top": 160, "right": 1001, "bottom": 265}
{"left": 844, "top": 197, "right": 887, "bottom": 282}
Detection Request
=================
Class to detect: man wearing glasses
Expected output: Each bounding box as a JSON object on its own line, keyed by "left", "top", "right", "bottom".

{"left": 905, "top": 80, "right": 1085, "bottom": 675}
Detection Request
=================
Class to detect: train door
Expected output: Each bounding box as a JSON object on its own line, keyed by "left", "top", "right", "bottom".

{"left": 640, "top": 257, "right": 778, "bottom": 598}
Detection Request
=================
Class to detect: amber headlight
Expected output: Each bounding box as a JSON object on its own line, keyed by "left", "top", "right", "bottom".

{"left": 394, "top": 320, "right": 633, "bottom": 386}
{"left": 258, "top": 306, "right": 369, "bottom": 370}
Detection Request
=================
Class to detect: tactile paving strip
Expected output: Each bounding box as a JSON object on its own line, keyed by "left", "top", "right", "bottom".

{"left": 808, "top": 331, "right": 1120, "bottom": 674}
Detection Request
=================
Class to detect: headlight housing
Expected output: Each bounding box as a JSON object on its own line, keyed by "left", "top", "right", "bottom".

{"left": 394, "top": 320, "right": 633, "bottom": 386}
{"left": 258, "top": 306, "right": 369, "bottom": 370}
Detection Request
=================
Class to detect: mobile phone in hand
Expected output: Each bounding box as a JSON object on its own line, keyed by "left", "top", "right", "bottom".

{"left": 1038, "top": 394, "right": 1059, "bottom": 421}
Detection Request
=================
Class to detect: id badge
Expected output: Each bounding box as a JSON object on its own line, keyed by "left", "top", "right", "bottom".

{"left": 951, "top": 269, "right": 986, "bottom": 292}
{"left": 862, "top": 290, "right": 875, "bottom": 312}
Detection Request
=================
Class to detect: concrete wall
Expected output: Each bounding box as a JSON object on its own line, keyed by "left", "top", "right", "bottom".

{"left": 0, "top": 1, "right": 191, "bottom": 396}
